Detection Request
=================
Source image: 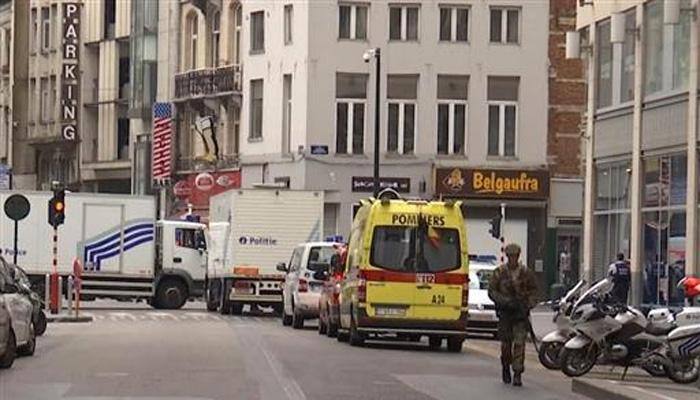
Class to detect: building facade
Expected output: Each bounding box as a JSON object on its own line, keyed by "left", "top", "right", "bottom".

{"left": 170, "top": 0, "right": 585, "bottom": 288}
{"left": 577, "top": 0, "right": 699, "bottom": 305}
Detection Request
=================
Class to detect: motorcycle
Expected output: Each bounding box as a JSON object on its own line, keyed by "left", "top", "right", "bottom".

{"left": 538, "top": 280, "right": 585, "bottom": 370}
{"left": 560, "top": 278, "right": 700, "bottom": 384}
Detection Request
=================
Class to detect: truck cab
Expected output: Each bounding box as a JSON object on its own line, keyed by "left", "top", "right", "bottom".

{"left": 153, "top": 220, "right": 207, "bottom": 309}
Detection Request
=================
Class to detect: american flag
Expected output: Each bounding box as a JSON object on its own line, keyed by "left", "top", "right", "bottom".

{"left": 152, "top": 102, "right": 173, "bottom": 182}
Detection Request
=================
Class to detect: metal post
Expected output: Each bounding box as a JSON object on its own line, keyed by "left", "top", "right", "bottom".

{"left": 373, "top": 48, "right": 381, "bottom": 198}
{"left": 12, "top": 220, "right": 18, "bottom": 265}
{"left": 57, "top": 276, "right": 63, "bottom": 312}
{"left": 44, "top": 273, "right": 50, "bottom": 311}
{"left": 500, "top": 203, "right": 506, "bottom": 264}
{"left": 50, "top": 225, "right": 59, "bottom": 314}
{"left": 66, "top": 275, "right": 73, "bottom": 314}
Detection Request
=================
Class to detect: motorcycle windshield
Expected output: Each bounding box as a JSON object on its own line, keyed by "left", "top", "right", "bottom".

{"left": 573, "top": 277, "right": 613, "bottom": 311}
{"left": 563, "top": 280, "right": 586, "bottom": 303}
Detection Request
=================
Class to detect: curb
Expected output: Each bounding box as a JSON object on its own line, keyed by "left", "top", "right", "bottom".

{"left": 46, "top": 315, "right": 93, "bottom": 323}
{"left": 572, "top": 379, "right": 634, "bottom": 400}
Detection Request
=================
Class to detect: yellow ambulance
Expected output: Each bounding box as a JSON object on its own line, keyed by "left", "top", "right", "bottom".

{"left": 337, "top": 193, "right": 469, "bottom": 351}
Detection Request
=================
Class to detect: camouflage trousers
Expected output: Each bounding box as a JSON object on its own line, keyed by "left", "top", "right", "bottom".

{"left": 498, "top": 318, "right": 529, "bottom": 373}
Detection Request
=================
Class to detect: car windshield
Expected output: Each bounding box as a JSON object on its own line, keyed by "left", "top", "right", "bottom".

{"left": 307, "top": 246, "right": 337, "bottom": 270}
{"left": 370, "top": 225, "right": 461, "bottom": 273}
{"left": 469, "top": 268, "right": 495, "bottom": 290}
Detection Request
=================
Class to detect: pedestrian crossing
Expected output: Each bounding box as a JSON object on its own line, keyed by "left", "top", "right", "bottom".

{"left": 83, "top": 311, "right": 281, "bottom": 323}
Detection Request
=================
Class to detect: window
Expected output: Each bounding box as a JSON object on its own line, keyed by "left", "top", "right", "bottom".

{"left": 673, "top": 1, "right": 691, "bottom": 90}
{"left": 30, "top": 8, "right": 37, "bottom": 52}
{"left": 250, "top": 11, "right": 265, "bottom": 53}
{"left": 336, "top": 73, "right": 368, "bottom": 155}
{"left": 596, "top": 20, "right": 612, "bottom": 109}
{"left": 389, "top": 5, "right": 419, "bottom": 41}
{"left": 104, "top": 0, "right": 116, "bottom": 40}
{"left": 117, "top": 118, "right": 130, "bottom": 160}
{"left": 282, "top": 74, "right": 292, "bottom": 154}
{"left": 490, "top": 7, "right": 519, "bottom": 44}
{"left": 41, "top": 7, "right": 50, "bottom": 52}
{"left": 230, "top": 5, "right": 242, "bottom": 64}
{"left": 40, "top": 77, "right": 50, "bottom": 122}
{"left": 439, "top": 6, "right": 469, "bottom": 42}
{"left": 437, "top": 75, "right": 468, "bottom": 155}
{"left": 644, "top": 1, "right": 663, "bottom": 95}
{"left": 307, "top": 247, "right": 337, "bottom": 269}
{"left": 289, "top": 247, "right": 303, "bottom": 272}
{"left": 369, "top": 226, "right": 461, "bottom": 273}
{"left": 0, "top": 28, "right": 9, "bottom": 69}
{"left": 620, "top": 10, "right": 636, "bottom": 103}
{"left": 339, "top": 3, "right": 368, "bottom": 40}
{"left": 250, "top": 79, "right": 263, "bottom": 139}
{"left": 387, "top": 74, "right": 418, "bottom": 155}
{"left": 284, "top": 4, "right": 293, "bottom": 45}
{"left": 211, "top": 12, "right": 220, "bottom": 67}
{"left": 487, "top": 77, "right": 519, "bottom": 157}
{"left": 185, "top": 12, "right": 199, "bottom": 70}
{"left": 176, "top": 228, "right": 205, "bottom": 250}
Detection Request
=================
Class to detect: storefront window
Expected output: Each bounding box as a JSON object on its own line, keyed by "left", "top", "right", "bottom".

{"left": 596, "top": 20, "right": 612, "bottom": 109}
{"left": 643, "top": 211, "right": 686, "bottom": 305}
{"left": 642, "top": 153, "right": 687, "bottom": 306}
{"left": 644, "top": 0, "right": 663, "bottom": 96}
{"left": 593, "top": 162, "right": 631, "bottom": 280}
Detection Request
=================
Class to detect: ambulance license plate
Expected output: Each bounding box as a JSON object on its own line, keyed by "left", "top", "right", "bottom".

{"left": 375, "top": 307, "right": 406, "bottom": 317}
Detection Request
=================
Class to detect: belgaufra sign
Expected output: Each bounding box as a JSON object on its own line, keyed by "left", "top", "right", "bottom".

{"left": 61, "top": 3, "right": 80, "bottom": 141}
{"left": 435, "top": 168, "right": 549, "bottom": 200}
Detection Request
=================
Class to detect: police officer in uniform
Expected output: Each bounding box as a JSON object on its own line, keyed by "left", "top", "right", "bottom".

{"left": 488, "top": 244, "right": 538, "bottom": 387}
{"left": 608, "top": 253, "right": 631, "bottom": 304}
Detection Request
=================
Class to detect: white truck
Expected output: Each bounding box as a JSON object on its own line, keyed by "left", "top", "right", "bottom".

{"left": 0, "top": 191, "right": 206, "bottom": 309}
{"left": 205, "top": 189, "right": 324, "bottom": 315}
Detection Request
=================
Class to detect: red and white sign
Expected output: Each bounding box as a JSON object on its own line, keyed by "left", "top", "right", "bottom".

{"left": 172, "top": 170, "right": 241, "bottom": 219}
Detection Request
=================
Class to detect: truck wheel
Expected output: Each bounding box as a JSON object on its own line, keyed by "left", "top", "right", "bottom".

{"left": 231, "top": 302, "right": 244, "bottom": 315}
{"left": 0, "top": 330, "right": 17, "bottom": 368}
{"left": 292, "top": 305, "right": 304, "bottom": 329}
{"left": 220, "top": 279, "right": 232, "bottom": 315}
{"left": 156, "top": 280, "right": 188, "bottom": 310}
{"left": 336, "top": 330, "right": 349, "bottom": 342}
{"left": 446, "top": 337, "right": 464, "bottom": 353}
{"left": 429, "top": 336, "right": 442, "bottom": 350}
{"left": 206, "top": 283, "right": 220, "bottom": 312}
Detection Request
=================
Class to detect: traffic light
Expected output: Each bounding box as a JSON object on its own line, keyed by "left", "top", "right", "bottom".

{"left": 488, "top": 214, "right": 502, "bottom": 239}
{"left": 48, "top": 189, "right": 66, "bottom": 227}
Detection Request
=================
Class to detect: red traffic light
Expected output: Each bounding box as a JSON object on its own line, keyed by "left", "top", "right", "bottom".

{"left": 54, "top": 201, "right": 64, "bottom": 212}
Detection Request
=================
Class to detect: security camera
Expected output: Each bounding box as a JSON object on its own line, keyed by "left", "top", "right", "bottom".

{"left": 363, "top": 51, "right": 373, "bottom": 63}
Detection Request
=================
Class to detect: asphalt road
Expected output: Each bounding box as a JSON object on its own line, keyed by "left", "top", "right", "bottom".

{"left": 0, "top": 302, "right": 585, "bottom": 400}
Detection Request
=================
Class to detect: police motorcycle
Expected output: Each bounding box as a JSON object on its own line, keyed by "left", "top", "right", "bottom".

{"left": 538, "top": 280, "right": 586, "bottom": 370}
{"left": 559, "top": 277, "right": 700, "bottom": 384}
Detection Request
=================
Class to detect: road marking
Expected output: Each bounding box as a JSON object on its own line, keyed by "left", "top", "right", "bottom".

{"left": 260, "top": 344, "right": 307, "bottom": 400}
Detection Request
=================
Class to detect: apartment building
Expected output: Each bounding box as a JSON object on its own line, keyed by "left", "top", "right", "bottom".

{"left": 0, "top": 0, "right": 155, "bottom": 193}
{"left": 0, "top": 0, "right": 11, "bottom": 184}
{"left": 576, "top": 0, "right": 699, "bottom": 305}
{"left": 171, "top": 0, "right": 585, "bottom": 285}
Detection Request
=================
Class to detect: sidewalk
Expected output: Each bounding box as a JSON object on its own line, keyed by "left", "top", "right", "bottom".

{"left": 572, "top": 377, "right": 700, "bottom": 400}
{"left": 464, "top": 338, "right": 700, "bottom": 400}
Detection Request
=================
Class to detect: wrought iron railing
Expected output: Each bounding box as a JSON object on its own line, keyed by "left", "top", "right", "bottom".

{"left": 174, "top": 64, "right": 241, "bottom": 99}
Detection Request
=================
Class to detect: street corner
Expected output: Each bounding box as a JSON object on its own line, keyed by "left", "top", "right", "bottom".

{"left": 572, "top": 377, "right": 700, "bottom": 400}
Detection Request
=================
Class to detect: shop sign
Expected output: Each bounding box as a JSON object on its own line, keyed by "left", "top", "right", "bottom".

{"left": 61, "top": 3, "right": 80, "bottom": 141}
{"left": 310, "top": 145, "right": 329, "bottom": 155}
{"left": 435, "top": 168, "right": 549, "bottom": 200}
{"left": 173, "top": 170, "right": 242, "bottom": 209}
{"left": 351, "top": 177, "right": 410, "bottom": 193}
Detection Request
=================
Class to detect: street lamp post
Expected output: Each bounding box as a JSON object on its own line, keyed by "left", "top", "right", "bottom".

{"left": 364, "top": 48, "right": 381, "bottom": 198}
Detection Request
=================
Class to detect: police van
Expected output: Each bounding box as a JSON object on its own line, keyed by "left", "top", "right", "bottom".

{"left": 337, "top": 192, "right": 470, "bottom": 351}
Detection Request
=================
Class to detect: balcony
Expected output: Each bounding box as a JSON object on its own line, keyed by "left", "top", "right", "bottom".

{"left": 174, "top": 65, "right": 241, "bottom": 102}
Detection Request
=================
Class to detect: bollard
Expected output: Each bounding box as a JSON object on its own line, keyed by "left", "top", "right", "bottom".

{"left": 57, "top": 276, "right": 63, "bottom": 312}
{"left": 66, "top": 276, "right": 73, "bottom": 314}
{"left": 44, "top": 274, "right": 51, "bottom": 311}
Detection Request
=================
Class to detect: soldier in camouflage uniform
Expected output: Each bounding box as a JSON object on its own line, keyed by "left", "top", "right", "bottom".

{"left": 487, "top": 243, "right": 538, "bottom": 387}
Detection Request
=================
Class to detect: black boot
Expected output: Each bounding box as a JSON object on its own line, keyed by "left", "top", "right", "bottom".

{"left": 501, "top": 365, "right": 512, "bottom": 384}
{"left": 512, "top": 372, "right": 522, "bottom": 387}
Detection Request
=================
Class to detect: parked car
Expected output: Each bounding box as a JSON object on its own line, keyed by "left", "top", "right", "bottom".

{"left": 278, "top": 242, "right": 341, "bottom": 329}
{"left": 0, "top": 290, "right": 12, "bottom": 368}
{"left": 466, "top": 261, "right": 499, "bottom": 337}
{"left": 0, "top": 256, "right": 37, "bottom": 368}
{"left": 12, "top": 265, "right": 47, "bottom": 336}
{"left": 318, "top": 245, "right": 347, "bottom": 337}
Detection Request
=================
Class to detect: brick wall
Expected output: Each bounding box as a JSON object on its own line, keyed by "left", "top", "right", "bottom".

{"left": 548, "top": 0, "right": 586, "bottom": 178}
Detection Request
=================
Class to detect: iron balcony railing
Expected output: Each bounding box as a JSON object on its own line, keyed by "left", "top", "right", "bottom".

{"left": 174, "top": 64, "right": 242, "bottom": 100}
